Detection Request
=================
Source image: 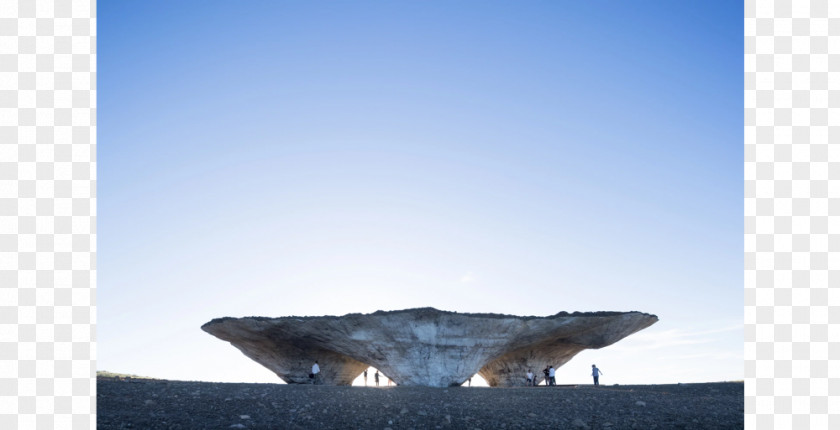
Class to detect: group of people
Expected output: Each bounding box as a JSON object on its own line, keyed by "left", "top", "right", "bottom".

{"left": 312, "top": 360, "right": 604, "bottom": 387}
{"left": 362, "top": 368, "right": 389, "bottom": 386}
{"left": 524, "top": 366, "right": 556, "bottom": 386}
{"left": 314, "top": 361, "right": 396, "bottom": 386}
{"left": 526, "top": 364, "right": 603, "bottom": 386}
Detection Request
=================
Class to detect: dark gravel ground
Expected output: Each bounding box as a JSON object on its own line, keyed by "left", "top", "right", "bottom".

{"left": 97, "top": 378, "right": 743, "bottom": 430}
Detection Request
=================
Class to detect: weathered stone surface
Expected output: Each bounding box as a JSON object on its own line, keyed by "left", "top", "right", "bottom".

{"left": 478, "top": 312, "right": 658, "bottom": 387}
{"left": 479, "top": 343, "right": 587, "bottom": 387}
{"left": 201, "top": 318, "right": 368, "bottom": 385}
{"left": 201, "top": 308, "right": 657, "bottom": 387}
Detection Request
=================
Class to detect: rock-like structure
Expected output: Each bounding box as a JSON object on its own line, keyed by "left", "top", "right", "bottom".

{"left": 202, "top": 308, "right": 657, "bottom": 387}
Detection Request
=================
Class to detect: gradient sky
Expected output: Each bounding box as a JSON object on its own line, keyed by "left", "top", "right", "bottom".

{"left": 98, "top": 0, "right": 743, "bottom": 385}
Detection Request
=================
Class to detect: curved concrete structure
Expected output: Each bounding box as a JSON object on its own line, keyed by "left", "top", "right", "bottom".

{"left": 202, "top": 308, "right": 657, "bottom": 387}
{"left": 478, "top": 311, "right": 657, "bottom": 386}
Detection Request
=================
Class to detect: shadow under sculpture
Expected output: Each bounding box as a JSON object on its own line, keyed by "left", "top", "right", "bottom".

{"left": 201, "top": 307, "right": 658, "bottom": 387}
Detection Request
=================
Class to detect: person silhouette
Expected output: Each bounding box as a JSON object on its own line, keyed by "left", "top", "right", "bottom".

{"left": 363, "top": 369, "right": 368, "bottom": 386}
{"left": 548, "top": 366, "right": 556, "bottom": 386}
{"left": 592, "top": 364, "right": 603, "bottom": 386}
{"left": 312, "top": 361, "right": 320, "bottom": 385}
{"left": 374, "top": 370, "right": 380, "bottom": 386}
{"left": 526, "top": 369, "right": 534, "bottom": 386}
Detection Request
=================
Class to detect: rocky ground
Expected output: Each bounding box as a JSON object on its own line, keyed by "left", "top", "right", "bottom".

{"left": 97, "top": 378, "right": 743, "bottom": 429}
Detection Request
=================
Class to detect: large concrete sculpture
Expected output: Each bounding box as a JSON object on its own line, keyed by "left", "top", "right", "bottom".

{"left": 202, "top": 308, "right": 657, "bottom": 387}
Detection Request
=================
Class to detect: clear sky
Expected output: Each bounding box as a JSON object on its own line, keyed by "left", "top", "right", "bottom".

{"left": 98, "top": 0, "right": 743, "bottom": 386}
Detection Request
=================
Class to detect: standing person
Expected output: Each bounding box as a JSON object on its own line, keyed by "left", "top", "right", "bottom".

{"left": 312, "top": 361, "right": 320, "bottom": 385}
{"left": 374, "top": 370, "right": 380, "bottom": 386}
{"left": 548, "top": 366, "right": 556, "bottom": 386}
{"left": 467, "top": 377, "right": 472, "bottom": 387}
{"left": 526, "top": 369, "right": 534, "bottom": 386}
{"left": 543, "top": 367, "right": 550, "bottom": 386}
{"left": 363, "top": 369, "right": 368, "bottom": 386}
{"left": 592, "top": 364, "right": 603, "bottom": 386}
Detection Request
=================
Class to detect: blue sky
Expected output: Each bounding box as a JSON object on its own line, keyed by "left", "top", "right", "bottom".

{"left": 98, "top": 1, "right": 743, "bottom": 385}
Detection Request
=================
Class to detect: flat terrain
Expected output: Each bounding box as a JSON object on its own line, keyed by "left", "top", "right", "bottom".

{"left": 97, "top": 378, "right": 743, "bottom": 429}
